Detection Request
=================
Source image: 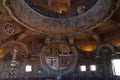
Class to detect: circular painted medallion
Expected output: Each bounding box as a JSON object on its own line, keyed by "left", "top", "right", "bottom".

{"left": 41, "top": 42, "right": 78, "bottom": 74}
{"left": 45, "top": 43, "right": 73, "bottom": 71}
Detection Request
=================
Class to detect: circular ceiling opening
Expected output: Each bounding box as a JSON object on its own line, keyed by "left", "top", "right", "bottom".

{"left": 24, "top": 0, "right": 98, "bottom": 18}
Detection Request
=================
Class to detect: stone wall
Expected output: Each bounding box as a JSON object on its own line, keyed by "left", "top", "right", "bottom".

{"left": 0, "top": 43, "right": 118, "bottom": 79}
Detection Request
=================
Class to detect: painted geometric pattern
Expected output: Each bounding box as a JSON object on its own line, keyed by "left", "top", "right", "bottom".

{"left": 45, "top": 43, "right": 73, "bottom": 71}
{"left": 45, "top": 54, "right": 72, "bottom": 70}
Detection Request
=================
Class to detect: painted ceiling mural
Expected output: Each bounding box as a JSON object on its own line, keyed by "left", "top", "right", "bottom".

{"left": 3, "top": 0, "right": 118, "bottom": 34}
{"left": 0, "top": 41, "right": 28, "bottom": 61}
{"left": 45, "top": 43, "right": 73, "bottom": 71}
{"left": 40, "top": 42, "right": 78, "bottom": 74}
{"left": 0, "top": 0, "right": 120, "bottom": 79}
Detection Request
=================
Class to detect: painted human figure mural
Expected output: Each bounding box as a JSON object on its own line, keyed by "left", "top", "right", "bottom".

{"left": 10, "top": 47, "right": 19, "bottom": 66}
{"left": 12, "top": 47, "right": 18, "bottom": 61}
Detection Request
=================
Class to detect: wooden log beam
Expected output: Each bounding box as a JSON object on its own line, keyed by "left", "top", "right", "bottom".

{"left": 86, "top": 30, "right": 100, "bottom": 43}
{"left": 68, "top": 35, "right": 74, "bottom": 44}
{"left": 16, "top": 30, "right": 32, "bottom": 41}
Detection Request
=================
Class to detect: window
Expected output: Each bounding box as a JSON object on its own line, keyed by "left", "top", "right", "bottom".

{"left": 90, "top": 65, "right": 96, "bottom": 71}
{"left": 80, "top": 65, "right": 86, "bottom": 71}
{"left": 112, "top": 59, "right": 120, "bottom": 76}
{"left": 25, "top": 65, "right": 32, "bottom": 72}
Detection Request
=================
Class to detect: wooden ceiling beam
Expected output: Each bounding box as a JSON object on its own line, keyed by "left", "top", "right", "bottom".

{"left": 86, "top": 30, "right": 100, "bottom": 43}
{"left": 16, "top": 30, "right": 32, "bottom": 41}
{"left": 45, "top": 35, "right": 51, "bottom": 44}
{"left": 68, "top": 35, "right": 74, "bottom": 44}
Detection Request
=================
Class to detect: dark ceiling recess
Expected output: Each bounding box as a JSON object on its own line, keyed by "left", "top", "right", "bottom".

{"left": 24, "top": 0, "right": 98, "bottom": 18}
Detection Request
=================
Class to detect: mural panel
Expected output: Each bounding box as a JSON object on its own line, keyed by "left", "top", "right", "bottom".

{"left": 45, "top": 43, "right": 73, "bottom": 71}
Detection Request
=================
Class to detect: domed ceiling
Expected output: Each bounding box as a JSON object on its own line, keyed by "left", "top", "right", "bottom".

{"left": 0, "top": 0, "right": 120, "bottom": 79}
{"left": 3, "top": 0, "right": 118, "bottom": 34}
{"left": 0, "top": 0, "right": 120, "bottom": 53}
